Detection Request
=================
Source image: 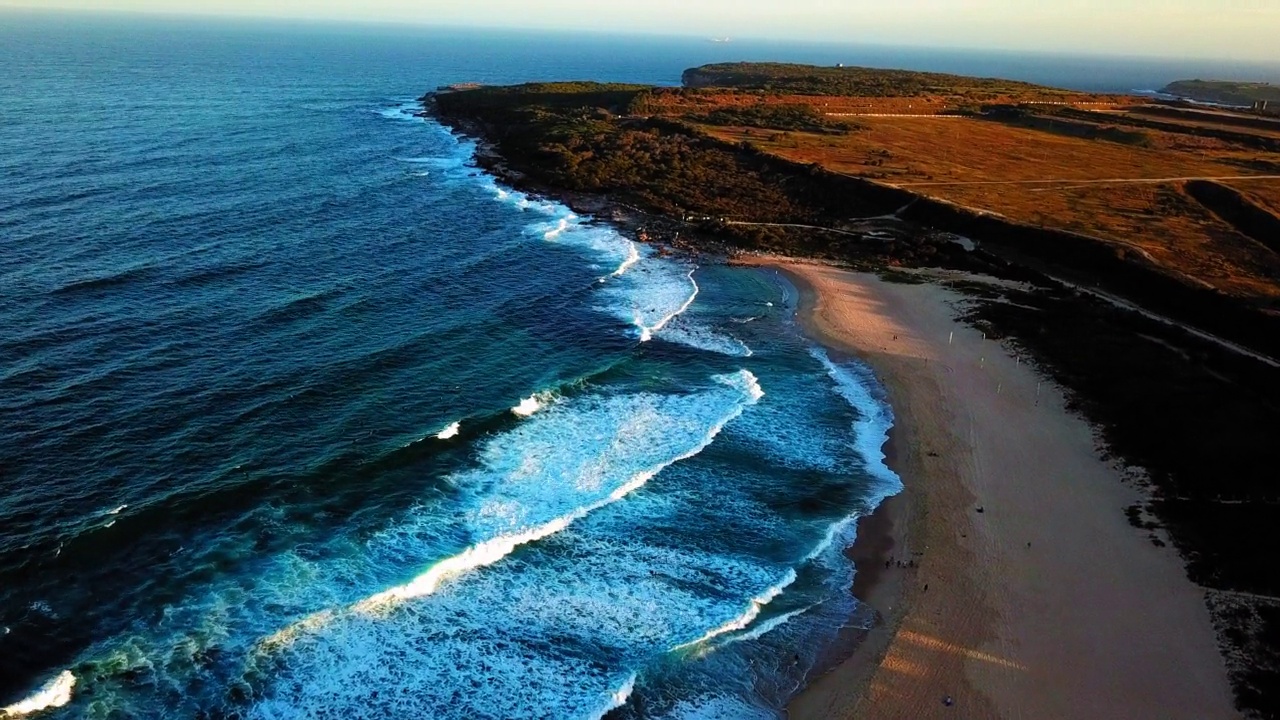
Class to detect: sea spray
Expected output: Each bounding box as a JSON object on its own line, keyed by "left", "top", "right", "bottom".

{"left": 1, "top": 670, "right": 76, "bottom": 717}
{"left": 511, "top": 390, "right": 556, "bottom": 417}
{"left": 590, "top": 673, "right": 638, "bottom": 720}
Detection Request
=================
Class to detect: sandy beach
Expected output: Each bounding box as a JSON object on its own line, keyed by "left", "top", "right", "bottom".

{"left": 748, "top": 261, "right": 1238, "bottom": 719}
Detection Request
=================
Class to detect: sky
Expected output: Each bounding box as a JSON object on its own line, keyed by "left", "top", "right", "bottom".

{"left": 4, "top": 0, "right": 1279, "bottom": 62}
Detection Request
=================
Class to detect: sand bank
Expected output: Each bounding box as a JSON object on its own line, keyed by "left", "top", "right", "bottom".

{"left": 748, "top": 261, "right": 1236, "bottom": 719}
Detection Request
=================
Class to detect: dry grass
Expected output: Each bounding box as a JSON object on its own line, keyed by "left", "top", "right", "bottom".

{"left": 709, "top": 117, "right": 1243, "bottom": 182}
{"left": 694, "top": 110, "right": 1280, "bottom": 301}
{"left": 1230, "top": 181, "right": 1280, "bottom": 216}
{"left": 1090, "top": 108, "right": 1280, "bottom": 141}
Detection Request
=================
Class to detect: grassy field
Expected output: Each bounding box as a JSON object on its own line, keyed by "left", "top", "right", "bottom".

{"left": 1092, "top": 108, "right": 1280, "bottom": 141}
{"left": 698, "top": 110, "right": 1280, "bottom": 303}
{"left": 1240, "top": 182, "right": 1280, "bottom": 216}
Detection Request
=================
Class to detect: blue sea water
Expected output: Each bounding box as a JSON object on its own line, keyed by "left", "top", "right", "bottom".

{"left": 0, "top": 14, "right": 906, "bottom": 719}
{"left": 3, "top": 12, "right": 1273, "bottom": 719}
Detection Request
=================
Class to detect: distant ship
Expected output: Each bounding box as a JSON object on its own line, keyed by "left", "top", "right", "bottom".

{"left": 710, "top": 37, "right": 732, "bottom": 43}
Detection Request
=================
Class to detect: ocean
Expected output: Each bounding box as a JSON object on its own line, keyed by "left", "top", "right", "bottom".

{"left": 1, "top": 12, "right": 1273, "bottom": 719}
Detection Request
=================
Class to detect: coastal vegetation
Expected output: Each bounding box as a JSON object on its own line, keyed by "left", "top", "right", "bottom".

{"left": 427, "top": 64, "right": 1280, "bottom": 717}
{"left": 1162, "top": 80, "right": 1280, "bottom": 107}
{"left": 683, "top": 62, "right": 1054, "bottom": 98}
{"left": 698, "top": 105, "right": 853, "bottom": 134}
{"left": 432, "top": 82, "right": 958, "bottom": 263}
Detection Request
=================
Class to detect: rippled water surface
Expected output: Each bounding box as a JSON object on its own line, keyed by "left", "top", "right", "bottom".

{"left": 0, "top": 15, "right": 915, "bottom": 718}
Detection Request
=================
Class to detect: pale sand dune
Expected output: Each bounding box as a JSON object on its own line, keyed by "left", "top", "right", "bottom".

{"left": 749, "top": 261, "right": 1237, "bottom": 720}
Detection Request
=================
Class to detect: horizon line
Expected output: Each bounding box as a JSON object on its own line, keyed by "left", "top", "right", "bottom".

{"left": 3, "top": 4, "right": 1280, "bottom": 70}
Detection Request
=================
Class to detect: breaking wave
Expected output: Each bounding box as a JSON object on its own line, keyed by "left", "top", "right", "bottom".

{"left": 1, "top": 671, "right": 76, "bottom": 717}
{"left": 810, "top": 347, "right": 902, "bottom": 494}
{"left": 511, "top": 390, "right": 556, "bottom": 418}
{"left": 238, "top": 371, "right": 768, "bottom": 718}
{"left": 674, "top": 569, "right": 798, "bottom": 653}
{"left": 358, "top": 370, "right": 763, "bottom": 612}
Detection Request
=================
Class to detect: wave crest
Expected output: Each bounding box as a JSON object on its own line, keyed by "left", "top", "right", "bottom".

{"left": 674, "top": 568, "right": 796, "bottom": 653}
{"left": 2, "top": 670, "right": 76, "bottom": 717}
{"left": 512, "top": 390, "right": 556, "bottom": 417}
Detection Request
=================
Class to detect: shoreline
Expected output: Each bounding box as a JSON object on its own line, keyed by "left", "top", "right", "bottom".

{"left": 754, "top": 259, "right": 1237, "bottom": 719}
{"left": 771, "top": 260, "right": 993, "bottom": 719}
{"left": 414, "top": 104, "right": 1240, "bottom": 716}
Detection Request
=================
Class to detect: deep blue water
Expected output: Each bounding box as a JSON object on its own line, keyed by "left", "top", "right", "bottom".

{"left": 3, "top": 12, "right": 1272, "bottom": 719}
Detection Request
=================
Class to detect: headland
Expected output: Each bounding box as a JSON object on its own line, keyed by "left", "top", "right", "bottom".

{"left": 421, "top": 62, "right": 1280, "bottom": 718}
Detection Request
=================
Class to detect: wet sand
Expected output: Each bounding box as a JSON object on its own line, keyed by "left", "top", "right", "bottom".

{"left": 746, "top": 260, "right": 1237, "bottom": 720}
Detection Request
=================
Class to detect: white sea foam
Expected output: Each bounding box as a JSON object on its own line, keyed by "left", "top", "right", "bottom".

{"left": 511, "top": 390, "right": 555, "bottom": 417}
{"left": 611, "top": 241, "right": 641, "bottom": 277}
{"left": 376, "top": 101, "right": 422, "bottom": 121}
{"left": 106, "top": 504, "right": 127, "bottom": 515}
{"left": 470, "top": 177, "right": 705, "bottom": 347}
{"left": 2, "top": 670, "right": 76, "bottom": 717}
{"left": 471, "top": 173, "right": 749, "bottom": 356}
{"left": 803, "top": 515, "right": 858, "bottom": 563}
{"left": 359, "top": 370, "right": 761, "bottom": 612}
{"left": 253, "top": 525, "right": 788, "bottom": 718}
{"left": 650, "top": 269, "right": 701, "bottom": 335}
{"left": 543, "top": 217, "right": 572, "bottom": 240}
{"left": 435, "top": 421, "right": 460, "bottom": 440}
{"left": 258, "top": 370, "right": 764, "bottom": 643}
{"left": 660, "top": 322, "right": 753, "bottom": 357}
{"left": 674, "top": 568, "right": 797, "bottom": 652}
{"left": 355, "top": 514, "right": 576, "bottom": 609}
{"left": 241, "top": 371, "right": 774, "bottom": 719}
{"left": 482, "top": 181, "right": 561, "bottom": 217}
{"left": 810, "top": 347, "right": 902, "bottom": 493}
{"left": 590, "top": 673, "right": 637, "bottom": 720}
{"left": 728, "top": 605, "right": 812, "bottom": 645}
{"left": 690, "top": 605, "right": 816, "bottom": 660}
{"left": 637, "top": 268, "right": 699, "bottom": 342}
